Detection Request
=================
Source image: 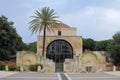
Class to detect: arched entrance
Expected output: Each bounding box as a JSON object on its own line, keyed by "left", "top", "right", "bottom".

{"left": 80, "top": 52, "right": 98, "bottom": 72}
{"left": 46, "top": 39, "right": 73, "bottom": 72}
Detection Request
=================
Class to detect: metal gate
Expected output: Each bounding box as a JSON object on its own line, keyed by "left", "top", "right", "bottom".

{"left": 55, "top": 63, "right": 63, "bottom": 72}
{"left": 46, "top": 39, "right": 73, "bottom": 72}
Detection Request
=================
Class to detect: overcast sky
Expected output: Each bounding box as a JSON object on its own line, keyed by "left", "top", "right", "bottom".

{"left": 0, "top": 0, "right": 120, "bottom": 43}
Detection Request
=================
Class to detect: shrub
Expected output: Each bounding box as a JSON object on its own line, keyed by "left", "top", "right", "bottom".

{"left": 29, "top": 65, "right": 37, "bottom": 71}
{"left": 6, "top": 61, "right": 16, "bottom": 71}
{"left": 16, "top": 66, "right": 20, "bottom": 71}
{"left": 29, "top": 63, "right": 43, "bottom": 71}
{"left": 0, "top": 61, "right": 6, "bottom": 70}
{"left": 8, "top": 65, "right": 16, "bottom": 71}
{"left": 6, "top": 61, "right": 16, "bottom": 66}
{"left": 117, "top": 66, "right": 120, "bottom": 71}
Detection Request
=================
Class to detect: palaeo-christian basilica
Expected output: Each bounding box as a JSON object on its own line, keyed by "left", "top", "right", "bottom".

{"left": 17, "top": 23, "right": 107, "bottom": 72}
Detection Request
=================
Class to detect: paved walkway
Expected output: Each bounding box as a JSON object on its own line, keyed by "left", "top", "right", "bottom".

{"left": 0, "top": 72, "right": 59, "bottom": 80}
{"left": 0, "top": 71, "right": 120, "bottom": 80}
{"left": 67, "top": 72, "right": 120, "bottom": 80}
{"left": 0, "top": 71, "right": 18, "bottom": 78}
{"left": 104, "top": 71, "right": 120, "bottom": 76}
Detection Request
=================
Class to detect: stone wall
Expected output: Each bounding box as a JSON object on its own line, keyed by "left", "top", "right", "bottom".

{"left": 37, "top": 36, "right": 82, "bottom": 57}
{"left": 80, "top": 51, "right": 106, "bottom": 72}
{"left": 64, "top": 56, "right": 80, "bottom": 72}
{"left": 44, "top": 59, "right": 55, "bottom": 72}
{"left": 16, "top": 51, "right": 107, "bottom": 72}
{"left": 46, "top": 27, "right": 76, "bottom": 36}
{"left": 16, "top": 51, "right": 40, "bottom": 66}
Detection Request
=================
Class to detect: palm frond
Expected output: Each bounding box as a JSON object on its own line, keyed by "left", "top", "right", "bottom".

{"left": 29, "top": 7, "right": 61, "bottom": 34}
{"left": 29, "top": 7, "right": 62, "bottom": 56}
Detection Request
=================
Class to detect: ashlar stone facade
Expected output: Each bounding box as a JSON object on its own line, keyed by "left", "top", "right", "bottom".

{"left": 36, "top": 23, "right": 82, "bottom": 72}
{"left": 37, "top": 36, "right": 82, "bottom": 57}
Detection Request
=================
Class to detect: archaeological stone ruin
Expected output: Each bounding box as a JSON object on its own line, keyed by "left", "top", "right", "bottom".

{"left": 17, "top": 23, "right": 107, "bottom": 72}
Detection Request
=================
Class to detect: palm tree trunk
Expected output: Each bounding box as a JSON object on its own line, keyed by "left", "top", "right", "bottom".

{"left": 42, "top": 25, "right": 46, "bottom": 57}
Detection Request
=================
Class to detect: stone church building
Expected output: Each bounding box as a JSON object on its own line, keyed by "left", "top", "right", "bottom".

{"left": 17, "top": 23, "right": 106, "bottom": 72}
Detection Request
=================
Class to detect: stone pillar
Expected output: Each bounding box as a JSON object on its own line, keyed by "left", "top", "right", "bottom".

{"left": 37, "top": 66, "right": 41, "bottom": 72}
{"left": 20, "top": 66, "right": 24, "bottom": 72}
{"left": 41, "top": 57, "right": 45, "bottom": 72}
{"left": 76, "top": 56, "right": 80, "bottom": 72}
{"left": 113, "top": 65, "right": 116, "bottom": 71}
{"left": 5, "top": 65, "right": 8, "bottom": 71}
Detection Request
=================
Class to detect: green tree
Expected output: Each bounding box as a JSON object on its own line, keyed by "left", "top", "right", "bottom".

{"left": 26, "top": 41, "right": 37, "bottom": 53}
{"left": 108, "top": 32, "right": 120, "bottom": 66}
{"left": 0, "top": 15, "right": 27, "bottom": 60}
{"left": 83, "top": 38, "right": 95, "bottom": 51}
{"left": 95, "top": 40, "right": 111, "bottom": 51}
{"left": 29, "top": 7, "right": 60, "bottom": 56}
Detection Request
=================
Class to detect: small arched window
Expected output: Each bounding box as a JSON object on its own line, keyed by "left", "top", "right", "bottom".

{"left": 58, "top": 31, "right": 61, "bottom": 36}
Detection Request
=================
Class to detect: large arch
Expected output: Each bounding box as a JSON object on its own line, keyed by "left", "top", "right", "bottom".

{"left": 46, "top": 39, "right": 73, "bottom": 63}
{"left": 80, "top": 52, "right": 98, "bottom": 72}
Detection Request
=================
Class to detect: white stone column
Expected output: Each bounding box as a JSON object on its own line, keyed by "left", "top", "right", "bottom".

{"left": 37, "top": 66, "right": 41, "bottom": 72}
{"left": 5, "top": 65, "right": 8, "bottom": 71}
{"left": 20, "top": 66, "right": 24, "bottom": 72}
{"left": 113, "top": 65, "right": 116, "bottom": 71}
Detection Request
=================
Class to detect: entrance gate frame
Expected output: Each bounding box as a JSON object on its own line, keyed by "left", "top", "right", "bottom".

{"left": 46, "top": 39, "right": 73, "bottom": 72}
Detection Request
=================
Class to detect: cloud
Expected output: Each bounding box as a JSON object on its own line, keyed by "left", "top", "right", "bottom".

{"left": 60, "top": 7, "right": 120, "bottom": 40}
{"left": 103, "top": 9, "right": 120, "bottom": 24}
{"left": 1, "top": 0, "right": 120, "bottom": 42}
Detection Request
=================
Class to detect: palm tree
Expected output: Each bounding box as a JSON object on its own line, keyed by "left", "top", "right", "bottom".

{"left": 29, "top": 7, "right": 60, "bottom": 56}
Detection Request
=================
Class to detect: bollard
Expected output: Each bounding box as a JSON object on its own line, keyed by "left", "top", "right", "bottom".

{"left": 113, "top": 65, "right": 116, "bottom": 71}
{"left": 20, "top": 66, "right": 24, "bottom": 72}
{"left": 37, "top": 66, "right": 41, "bottom": 72}
{"left": 5, "top": 65, "right": 8, "bottom": 71}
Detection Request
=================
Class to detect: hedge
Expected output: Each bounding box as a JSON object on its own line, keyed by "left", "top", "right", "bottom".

{"left": 0, "top": 61, "right": 6, "bottom": 70}
{"left": 29, "top": 64, "right": 43, "bottom": 71}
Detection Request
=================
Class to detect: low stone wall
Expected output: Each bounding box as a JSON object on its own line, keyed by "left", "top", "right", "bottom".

{"left": 64, "top": 56, "right": 80, "bottom": 72}
{"left": 44, "top": 59, "right": 55, "bottom": 72}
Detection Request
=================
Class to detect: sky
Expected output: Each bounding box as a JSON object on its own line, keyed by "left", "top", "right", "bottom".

{"left": 0, "top": 0, "right": 120, "bottom": 43}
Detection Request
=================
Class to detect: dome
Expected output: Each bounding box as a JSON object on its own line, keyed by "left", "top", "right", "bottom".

{"left": 51, "top": 23, "right": 70, "bottom": 29}
{"left": 59, "top": 23, "right": 70, "bottom": 28}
